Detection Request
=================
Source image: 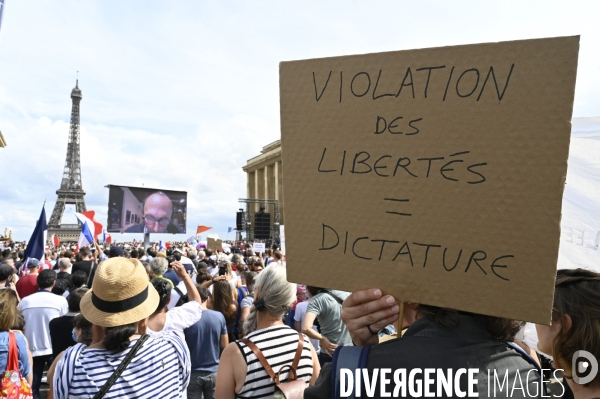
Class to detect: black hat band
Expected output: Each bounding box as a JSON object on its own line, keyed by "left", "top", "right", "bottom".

{"left": 91, "top": 286, "right": 149, "bottom": 313}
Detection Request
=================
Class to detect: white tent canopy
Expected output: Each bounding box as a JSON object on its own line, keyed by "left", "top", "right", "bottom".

{"left": 558, "top": 117, "right": 600, "bottom": 271}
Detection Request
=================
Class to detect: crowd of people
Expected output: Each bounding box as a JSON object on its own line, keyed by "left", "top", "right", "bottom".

{"left": 0, "top": 240, "right": 599, "bottom": 399}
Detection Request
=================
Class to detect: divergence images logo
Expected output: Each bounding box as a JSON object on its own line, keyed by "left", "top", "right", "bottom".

{"left": 572, "top": 350, "right": 599, "bottom": 385}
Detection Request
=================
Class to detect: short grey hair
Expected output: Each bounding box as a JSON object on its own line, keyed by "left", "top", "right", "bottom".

{"left": 197, "top": 250, "right": 205, "bottom": 259}
{"left": 150, "top": 257, "right": 168, "bottom": 275}
{"left": 58, "top": 258, "right": 71, "bottom": 269}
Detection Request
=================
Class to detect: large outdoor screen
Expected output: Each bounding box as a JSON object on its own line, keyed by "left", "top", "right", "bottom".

{"left": 107, "top": 185, "right": 187, "bottom": 234}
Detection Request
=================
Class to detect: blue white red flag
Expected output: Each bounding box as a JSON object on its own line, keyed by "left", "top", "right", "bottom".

{"left": 24, "top": 205, "right": 47, "bottom": 268}
{"left": 228, "top": 227, "right": 237, "bottom": 233}
{"left": 75, "top": 211, "right": 103, "bottom": 239}
{"left": 78, "top": 221, "right": 94, "bottom": 248}
{"left": 103, "top": 230, "right": 112, "bottom": 243}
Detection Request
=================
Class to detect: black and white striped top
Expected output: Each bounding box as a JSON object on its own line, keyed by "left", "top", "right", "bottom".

{"left": 235, "top": 325, "right": 314, "bottom": 399}
{"left": 53, "top": 334, "right": 190, "bottom": 398}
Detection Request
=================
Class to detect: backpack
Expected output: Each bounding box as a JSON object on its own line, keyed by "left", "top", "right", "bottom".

{"left": 1, "top": 332, "right": 33, "bottom": 399}
{"left": 241, "top": 334, "right": 306, "bottom": 399}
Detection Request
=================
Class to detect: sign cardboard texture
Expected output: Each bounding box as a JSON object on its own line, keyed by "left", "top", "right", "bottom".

{"left": 280, "top": 36, "right": 579, "bottom": 324}
{"left": 207, "top": 237, "right": 223, "bottom": 251}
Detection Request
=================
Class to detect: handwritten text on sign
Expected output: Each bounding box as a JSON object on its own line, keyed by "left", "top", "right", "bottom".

{"left": 280, "top": 37, "right": 579, "bottom": 324}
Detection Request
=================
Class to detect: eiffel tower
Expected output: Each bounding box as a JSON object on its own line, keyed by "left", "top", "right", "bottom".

{"left": 48, "top": 80, "right": 87, "bottom": 241}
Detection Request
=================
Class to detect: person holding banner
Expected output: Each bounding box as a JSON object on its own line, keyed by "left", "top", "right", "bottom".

{"left": 304, "top": 289, "right": 541, "bottom": 398}
{"left": 535, "top": 268, "right": 600, "bottom": 399}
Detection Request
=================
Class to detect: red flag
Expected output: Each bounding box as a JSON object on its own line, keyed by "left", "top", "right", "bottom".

{"left": 166, "top": 242, "right": 171, "bottom": 249}
{"left": 196, "top": 225, "right": 212, "bottom": 234}
{"left": 52, "top": 235, "right": 60, "bottom": 247}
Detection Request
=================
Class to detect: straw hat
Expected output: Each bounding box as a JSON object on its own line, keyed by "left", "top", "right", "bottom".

{"left": 80, "top": 257, "right": 159, "bottom": 327}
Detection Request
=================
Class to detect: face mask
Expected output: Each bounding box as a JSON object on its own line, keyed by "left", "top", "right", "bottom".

{"left": 72, "top": 329, "right": 78, "bottom": 343}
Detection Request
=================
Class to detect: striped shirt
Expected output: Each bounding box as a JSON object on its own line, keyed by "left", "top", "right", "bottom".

{"left": 235, "top": 325, "right": 314, "bottom": 399}
{"left": 53, "top": 333, "right": 190, "bottom": 399}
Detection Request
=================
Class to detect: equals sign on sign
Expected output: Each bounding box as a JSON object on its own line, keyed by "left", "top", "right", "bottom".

{"left": 384, "top": 198, "right": 411, "bottom": 216}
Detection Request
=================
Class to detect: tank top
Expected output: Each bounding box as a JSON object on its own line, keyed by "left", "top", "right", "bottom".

{"left": 235, "top": 325, "right": 313, "bottom": 398}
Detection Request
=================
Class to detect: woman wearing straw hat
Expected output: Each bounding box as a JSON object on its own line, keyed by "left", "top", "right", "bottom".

{"left": 50, "top": 257, "right": 191, "bottom": 398}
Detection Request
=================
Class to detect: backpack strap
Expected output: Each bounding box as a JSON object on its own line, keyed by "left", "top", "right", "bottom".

{"left": 92, "top": 334, "right": 149, "bottom": 399}
{"left": 240, "top": 334, "right": 303, "bottom": 384}
{"left": 332, "top": 346, "right": 370, "bottom": 399}
{"left": 86, "top": 262, "right": 98, "bottom": 288}
{"left": 323, "top": 291, "right": 344, "bottom": 305}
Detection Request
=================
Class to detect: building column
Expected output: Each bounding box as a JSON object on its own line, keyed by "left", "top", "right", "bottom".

{"left": 263, "top": 166, "right": 269, "bottom": 199}
{"left": 273, "top": 161, "right": 279, "bottom": 201}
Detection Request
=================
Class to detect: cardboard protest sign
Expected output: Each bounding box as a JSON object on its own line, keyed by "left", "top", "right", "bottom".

{"left": 253, "top": 243, "right": 266, "bottom": 253}
{"left": 207, "top": 237, "right": 223, "bottom": 251}
{"left": 280, "top": 36, "right": 579, "bottom": 324}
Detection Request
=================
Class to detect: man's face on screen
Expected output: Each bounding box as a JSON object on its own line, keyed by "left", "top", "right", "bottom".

{"left": 143, "top": 193, "right": 173, "bottom": 233}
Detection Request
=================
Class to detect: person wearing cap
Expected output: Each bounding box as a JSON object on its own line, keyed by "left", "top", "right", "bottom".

{"left": 109, "top": 245, "right": 124, "bottom": 258}
{"left": 15, "top": 258, "right": 41, "bottom": 299}
{"left": 50, "top": 257, "right": 191, "bottom": 398}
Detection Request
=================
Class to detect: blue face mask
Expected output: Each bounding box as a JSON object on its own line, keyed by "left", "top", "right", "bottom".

{"left": 72, "top": 329, "right": 78, "bottom": 343}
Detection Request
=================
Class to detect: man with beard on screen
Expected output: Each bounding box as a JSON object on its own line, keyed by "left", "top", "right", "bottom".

{"left": 124, "top": 191, "right": 183, "bottom": 233}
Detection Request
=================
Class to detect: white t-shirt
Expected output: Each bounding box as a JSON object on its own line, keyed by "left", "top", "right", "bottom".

{"left": 168, "top": 281, "right": 187, "bottom": 311}
{"left": 19, "top": 290, "right": 69, "bottom": 357}
{"left": 147, "top": 301, "right": 202, "bottom": 339}
{"left": 294, "top": 301, "right": 320, "bottom": 352}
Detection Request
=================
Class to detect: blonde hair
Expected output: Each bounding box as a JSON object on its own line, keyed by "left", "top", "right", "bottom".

{"left": 243, "top": 264, "right": 296, "bottom": 335}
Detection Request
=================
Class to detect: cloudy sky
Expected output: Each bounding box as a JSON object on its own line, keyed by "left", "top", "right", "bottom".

{"left": 0, "top": 0, "right": 599, "bottom": 242}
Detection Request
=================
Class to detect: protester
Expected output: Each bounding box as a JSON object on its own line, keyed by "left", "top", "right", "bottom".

{"left": 51, "top": 257, "right": 190, "bottom": 398}
{"left": 0, "top": 289, "right": 32, "bottom": 385}
{"left": 55, "top": 258, "right": 73, "bottom": 287}
{"left": 72, "top": 313, "right": 93, "bottom": 346}
{"left": 164, "top": 256, "right": 182, "bottom": 287}
{"left": 70, "top": 270, "right": 87, "bottom": 291}
{"left": 149, "top": 256, "right": 174, "bottom": 288}
{"left": 19, "top": 269, "right": 68, "bottom": 399}
{"left": 304, "top": 288, "right": 540, "bottom": 398}
{"left": 15, "top": 258, "right": 41, "bottom": 299}
{"left": 184, "top": 286, "right": 228, "bottom": 399}
{"left": 0, "top": 264, "right": 20, "bottom": 301}
{"left": 535, "top": 268, "right": 600, "bottom": 399}
{"left": 71, "top": 247, "right": 97, "bottom": 287}
{"left": 294, "top": 288, "right": 321, "bottom": 352}
{"left": 49, "top": 288, "right": 87, "bottom": 358}
{"left": 147, "top": 260, "right": 202, "bottom": 337}
{"left": 237, "top": 271, "right": 257, "bottom": 338}
{"left": 218, "top": 258, "right": 240, "bottom": 290}
{"left": 210, "top": 280, "right": 238, "bottom": 343}
{"left": 302, "top": 286, "right": 352, "bottom": 365}
{"left": 216, "top": 264, "right": 320, "bottom": 398}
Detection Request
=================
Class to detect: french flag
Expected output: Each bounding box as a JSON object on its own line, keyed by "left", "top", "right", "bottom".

{"left": 103, "top": 230, "right": 112, "bottom": 244}
{"left": 23, "top": 205, "right": 47, "bottom": 272}
{"left": 77, "top": 220, "right": 94, "bottom": 249}
{"left": 74, "top": 210, "right": 103, "bottom": 240}
{"left": 158, "top": 241, "right": 165, "bottom": 251}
